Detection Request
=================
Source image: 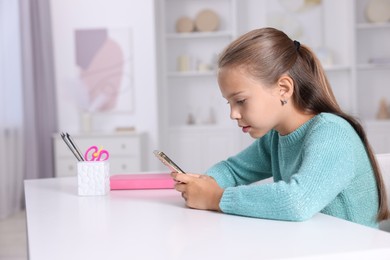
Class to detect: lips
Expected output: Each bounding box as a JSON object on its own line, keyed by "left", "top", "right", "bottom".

{"left": 241, "top": 126, "right": 251, "bottom": 133}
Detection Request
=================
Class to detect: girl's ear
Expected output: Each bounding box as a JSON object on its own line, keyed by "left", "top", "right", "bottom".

{"left": 278, "top": 75, "right": 294, "bottom": 99}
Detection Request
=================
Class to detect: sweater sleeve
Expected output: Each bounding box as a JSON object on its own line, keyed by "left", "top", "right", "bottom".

{"left": 205, "top": 132, "right": 274, "bottom": 188}
{"left": 219, "top": 122, "right": 359, "bottom": 221}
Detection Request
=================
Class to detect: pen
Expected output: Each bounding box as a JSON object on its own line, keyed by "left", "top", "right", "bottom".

{"left": 66, "top": 133, "right": 84, "bottom": 161}
{"left": 60, "top": 132, "right": 84, "bottom": 161}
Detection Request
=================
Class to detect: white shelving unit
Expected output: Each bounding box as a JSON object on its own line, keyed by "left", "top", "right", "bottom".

{"left": 157, "top": 0, "right": 246, "bottom": 173}
{"left": 156, "top": 0, "right": 390, "bottom": 172}
{"left": 161, "top": 0, "right": 237, "bottom": 127}
{"left": 354, "top": 0, "right": 390, "bottom": 153}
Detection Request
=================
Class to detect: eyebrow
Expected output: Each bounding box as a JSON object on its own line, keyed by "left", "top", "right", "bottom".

{"left": 225, "top": 91, "right": 245, "bottom": 100}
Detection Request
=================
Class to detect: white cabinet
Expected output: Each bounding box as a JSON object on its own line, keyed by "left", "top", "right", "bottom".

{"left": 53, "top": 132, "right": 144, "bottom": 177}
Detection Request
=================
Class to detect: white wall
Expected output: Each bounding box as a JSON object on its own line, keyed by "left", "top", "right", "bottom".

{"left": 50, "top": 0, "right": 159, "bottom": 170}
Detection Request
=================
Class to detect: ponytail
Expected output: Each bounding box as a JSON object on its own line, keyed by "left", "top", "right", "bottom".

{"left": 290, "top": 43, "right": 389, "bottom": 221}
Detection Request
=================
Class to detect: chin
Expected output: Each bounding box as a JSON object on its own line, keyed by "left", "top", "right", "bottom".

{"left": 249, "top": 132, "right": 261, "bottom": 139}
{"left": 249, "top": 129, "right": 268, "bottom": 139}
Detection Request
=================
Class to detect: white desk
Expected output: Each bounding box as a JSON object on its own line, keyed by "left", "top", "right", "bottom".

{"left": 24, "top": 177, "right": 390, "bottom": 260}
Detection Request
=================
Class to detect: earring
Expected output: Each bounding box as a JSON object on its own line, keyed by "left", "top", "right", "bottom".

{"left": 281, "top": 100, "right": 287, "bottom": 106}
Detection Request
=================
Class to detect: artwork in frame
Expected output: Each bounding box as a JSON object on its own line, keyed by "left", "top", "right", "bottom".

{"left": 74, "top": 27, "right": 133, "bottom": 114}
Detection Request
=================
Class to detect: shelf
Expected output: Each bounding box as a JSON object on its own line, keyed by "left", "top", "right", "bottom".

{"left": 356, "top": 23, "right": 390, "bottom": 30}
{"left": 169, "top": 66, "right": 351, "bottom": 76}
{"left": 323, "top": 65, "right": 351, "bottom": 72}
{"left": 166, "top": 0, "right": 230, "bottom": 2}
{"left": 356, "top": 63, "right": 390, "bottom": 70}
{"left": 363, "top": 119, "right": 390, "bottom": 126}
{"left": 168, "top": 124, "right": 237, "bottom": 132}
{"left": 168, "top": 120, "right": 390, "bottom": 133}
{"left": 166, "top": 31, "right": 233, "bottom": 39}
{"left": 168, "top": 71, "right": 217, "bottom": 77}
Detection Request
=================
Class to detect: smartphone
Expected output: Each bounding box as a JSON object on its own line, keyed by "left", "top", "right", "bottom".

{"left": 153, "top": 150, "right": 185, "bottom": 174}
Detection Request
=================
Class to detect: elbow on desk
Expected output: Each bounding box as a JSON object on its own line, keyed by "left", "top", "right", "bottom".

{"left": 221, "top": 202, "right": 317, "bottom": 222}
{"left": 287, "top": 211, "right": 315, "bottom": 222}
{"left": 280, "top": 200, "right": 319, "bottom": 222}
{"left": 220, "top": 187, "right": 319, "bottom": 221}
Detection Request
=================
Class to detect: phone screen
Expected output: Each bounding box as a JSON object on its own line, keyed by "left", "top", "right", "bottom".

{"left": 153, "top": 150, "right": 185, "bottom": 174}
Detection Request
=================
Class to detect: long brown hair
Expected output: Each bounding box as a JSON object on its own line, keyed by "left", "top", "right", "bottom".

{"left": 218, "top": 27, "right": 389, "bottom": 222}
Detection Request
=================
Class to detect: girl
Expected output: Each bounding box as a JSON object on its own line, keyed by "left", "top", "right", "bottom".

{"left": 172, "top": 27, "right": 389, "bottom": 228}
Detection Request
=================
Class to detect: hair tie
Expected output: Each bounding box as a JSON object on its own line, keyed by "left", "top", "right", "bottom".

{"left": 293, "top": 40, "right": 300, "bottom": 51}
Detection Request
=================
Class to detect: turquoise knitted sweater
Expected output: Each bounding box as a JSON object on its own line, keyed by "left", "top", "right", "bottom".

{"left": 206, "top": 113, "right": 379, "bottom": 228}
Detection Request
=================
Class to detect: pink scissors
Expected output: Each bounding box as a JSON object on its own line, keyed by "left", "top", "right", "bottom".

{"left": 84, "top": 146, "right": 110, "bottom": 161}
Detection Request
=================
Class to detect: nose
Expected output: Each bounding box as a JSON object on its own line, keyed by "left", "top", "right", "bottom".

{"left": 230, "top": 106, "right": 241, "bottom": 120}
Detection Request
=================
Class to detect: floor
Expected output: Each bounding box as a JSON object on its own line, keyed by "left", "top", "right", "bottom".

{"left": 0, "top": 211, "right": 28, "bottom": 260}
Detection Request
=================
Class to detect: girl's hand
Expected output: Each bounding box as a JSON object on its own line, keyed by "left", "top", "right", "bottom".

{"left": 171, "top": 172, "right": 224, "bottom": 211}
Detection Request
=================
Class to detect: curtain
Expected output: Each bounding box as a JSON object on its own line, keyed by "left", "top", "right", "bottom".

{"left": 20, "top": 0, "right": 58, "bottom": 180}
{"left": 0, "top": 0, "right": 25, "bottom": 219}
{"left": 0, "top": 0, "right": 57, "bottom": 219}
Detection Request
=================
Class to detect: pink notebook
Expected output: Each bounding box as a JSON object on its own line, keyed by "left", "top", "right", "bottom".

{"left": 110, "top": 173, "right": 175, "bottom": 190}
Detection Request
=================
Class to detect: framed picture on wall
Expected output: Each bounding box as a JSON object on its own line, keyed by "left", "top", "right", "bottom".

{"left": 73, "top": 27, "right": 134, "bottom": 114}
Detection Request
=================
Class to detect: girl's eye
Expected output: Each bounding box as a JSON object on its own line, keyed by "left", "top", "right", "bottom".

{"left": 237, "top": 99, "right": 246, "bottom": 105}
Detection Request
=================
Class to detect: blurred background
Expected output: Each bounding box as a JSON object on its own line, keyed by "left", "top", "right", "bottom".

{"left": 1, "top": 0, "right": 390, "bottom": 258}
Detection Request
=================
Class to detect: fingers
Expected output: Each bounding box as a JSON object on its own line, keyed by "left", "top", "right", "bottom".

{"left": 174, "top": 182, "right": 186, "bottom": 192}
{"left": 170, "top": 172, "right": 191, "bottom": 183}
{"left": 173, "top": 180, "right": 188, "bottom": 202}
{"left": 181, "top": 192, "right": 187, "bottom": 201}
{"left": 170, "top": 172, "right": 206, "bottom": 181}
{"left": 170, "top": 173, "right": 218, "bottom": 209}
{"left": 186, "top": 173, "right": 201, "bottom": 178}
{"left": 170, "top": 171, "right": 179, "bottom": 180}
{"left": 171, "top": 173, "right": 191, "bottom": 203}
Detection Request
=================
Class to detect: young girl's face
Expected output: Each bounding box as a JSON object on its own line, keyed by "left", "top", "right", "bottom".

{"left": 218, "top": 66, "right": 285, "bottom": 138}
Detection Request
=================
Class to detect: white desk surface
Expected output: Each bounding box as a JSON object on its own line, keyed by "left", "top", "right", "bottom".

{"left": 24, "top": 177, "right": 390, "bottom": 260}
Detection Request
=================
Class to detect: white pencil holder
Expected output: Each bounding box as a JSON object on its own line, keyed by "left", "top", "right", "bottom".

{"left": 77, "top": 161, "right": 110, "bottom": 196}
